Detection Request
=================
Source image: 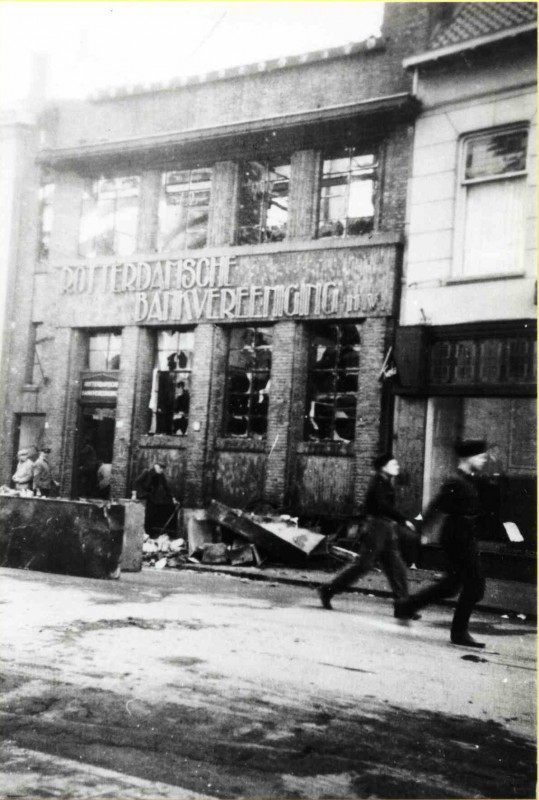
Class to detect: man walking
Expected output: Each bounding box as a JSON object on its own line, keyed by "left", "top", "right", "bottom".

{"left": 395, "top": 439, "right": 489, "bottom": 648}
{"left": 318, "top": 453, "right": 419, "bottom": 618}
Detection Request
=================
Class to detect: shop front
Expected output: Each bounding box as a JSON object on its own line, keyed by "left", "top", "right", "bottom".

{"left": 53, "top": 239, "right": 401, "bottom": 521}
{"left": 394, "top": 321, "right": 537, "bottom": 551}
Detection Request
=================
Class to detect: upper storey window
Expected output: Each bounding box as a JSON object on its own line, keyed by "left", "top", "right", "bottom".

{"left": 458, "top": 127, "right": 528, "bottom": 276}
{"left": 79, "top": 176, "right": 140, "bottom": 258}
{"left": 158, "top": 168, "right": 212, "bottom": 251}
{"left": 88, "top": 332, "right": 121, "bottom": 371}
{"left": 318, "top": 148, "right": 378, "bottom": 238}
{"left": 37, "top": 181, "right": 54, "bottom": 261}
{"left": 238, "top": 161, "right": 290, "bottom": 245}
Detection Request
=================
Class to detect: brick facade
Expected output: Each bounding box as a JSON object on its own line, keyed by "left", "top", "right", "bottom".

{"left": 1, "top": 4, "right": 435, "bottom": 520}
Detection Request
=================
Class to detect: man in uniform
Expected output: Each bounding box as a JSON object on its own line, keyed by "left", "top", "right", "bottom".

{"left": 395, "top": 439, "right": 489, "bottom": 648}
{"left": 318, "top": 453, "right": 420, "bottom": 618}
{"left": 32, "top": 447, "right": 54, "bottom": 497}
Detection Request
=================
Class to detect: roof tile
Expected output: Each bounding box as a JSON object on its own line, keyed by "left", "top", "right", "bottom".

{"left": 430, "top": 2, "right": 537, "bottom": 49}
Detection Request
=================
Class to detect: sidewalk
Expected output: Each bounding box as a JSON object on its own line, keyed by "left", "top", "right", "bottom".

{"left": 169, "top": 562, "right": 537, "bottom": 618}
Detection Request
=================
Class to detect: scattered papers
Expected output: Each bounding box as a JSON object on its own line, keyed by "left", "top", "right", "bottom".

{"left": 503, "top": 522, "right": 524, "bottom": 543}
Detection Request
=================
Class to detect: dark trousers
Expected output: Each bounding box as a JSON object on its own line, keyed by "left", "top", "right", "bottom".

{"left": 328, "top": 517, "right": 409, "bottom": 603}
{"left": 403, "top": 549, "right": 485, "bottom": 636}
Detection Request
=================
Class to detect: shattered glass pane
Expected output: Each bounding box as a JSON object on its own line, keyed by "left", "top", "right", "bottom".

{"left": 224, "top": 326, "right": 272, "bottom": 438}
{"left": 158, "top": 167, "right": 212, "bottom": 251}
{"left": 304, "top": 323, "right": 361, "bottom": 441}
{"left": 238, "top": 161, "right": 289, "bottom": 244}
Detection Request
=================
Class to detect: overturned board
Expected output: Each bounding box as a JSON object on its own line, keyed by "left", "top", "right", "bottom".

{"left": 206, "top": 500, "right": 326, "bottom": 562}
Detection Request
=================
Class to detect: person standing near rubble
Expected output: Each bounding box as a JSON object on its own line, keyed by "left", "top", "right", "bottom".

{"left": 134, "top": 461, "right": 179, "bottom": 539}
{"left": 32, "top": 447, "right": 54, "bottom": 497}
{"left": 12, "top": 449, "right": 35, "bottom": 492}
{"left": 394, "top": 440, "right": 489, "bottom": 649}
{"left": 318, "top": 453, "right": 420, "bottom": 618}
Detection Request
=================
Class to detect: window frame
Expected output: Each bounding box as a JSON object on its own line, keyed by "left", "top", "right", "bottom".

{"left": 317, "top": 146, "right": 380, "bottom": 240}
{"left": 37, "top": 179, "right": 54, "bottom": 262}
{"left": 78, "top": 175, "right": 140, "bottom": 259}
{"left": 454, "top": 124, "right": 529, "bottom": 279}
{"left": 237, "top": 160, "right": 290, "bottom": 245}
{"left": 222, "top": 325, "right": 273, "bottom": 440}
{"left": 87, "top": 331, "right": 122, "bottom": 372}
{"left": 157, "top": 166, "right": 213, "bottom": 252}
{"left": 303, "top": 322, "right": 362, "bottom": 443}
{"left": 149, "top": 328, "right": 195, "bottom": 436}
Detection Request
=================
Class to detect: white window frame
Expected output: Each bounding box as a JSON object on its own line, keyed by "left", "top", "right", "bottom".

{"left": 453, "top": 124, "right": 528, "bottom": 279}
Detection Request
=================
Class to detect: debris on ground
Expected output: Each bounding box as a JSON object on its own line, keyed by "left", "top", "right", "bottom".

{"left": 206, "top": 500, "right": 326, "bottom": 562}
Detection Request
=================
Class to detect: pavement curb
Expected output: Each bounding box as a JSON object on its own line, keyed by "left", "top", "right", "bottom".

{"left": 169, "top": 564, "right": 537, "bottom": 620}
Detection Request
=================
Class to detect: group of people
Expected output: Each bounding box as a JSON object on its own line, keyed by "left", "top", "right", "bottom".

{"left": 319, "top": 439, "right": 490, "bottom": 649}
{"left": 12, "top": 447, "right": 56, "bottom": 497}
{"left": 13, "top": 434, "right": 492, "bottom": 648}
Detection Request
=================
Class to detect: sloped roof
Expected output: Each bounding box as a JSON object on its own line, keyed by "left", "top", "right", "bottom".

{"left": 430, "top": 2, "right": 537, "bottom": 49}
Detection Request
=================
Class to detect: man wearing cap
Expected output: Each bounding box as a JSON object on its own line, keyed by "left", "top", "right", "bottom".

{"left": 395, "top": 439, "right": 489, "bottom": 648}
{"left": 12, "top": 449, "right": 35, "bottom": 492}
{"left": 134, "top": 462, "right": 179, "bottom": 539}
{"left": 33, "top": 448, "right": 54, "bottom": 497}
{"left": 318, "top": 453, "right": 420, "bottom": 617}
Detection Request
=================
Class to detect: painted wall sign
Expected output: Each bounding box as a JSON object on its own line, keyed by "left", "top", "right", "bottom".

{"left": 80, "top": 373, "right": 119, "bottom": 404}
{"left": 59, "top": 250, "right": 393, "bottom": 323}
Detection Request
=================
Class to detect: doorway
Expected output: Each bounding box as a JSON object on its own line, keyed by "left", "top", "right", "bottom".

{"left": 76, "top": 405, "right": 115, "bottom": 499}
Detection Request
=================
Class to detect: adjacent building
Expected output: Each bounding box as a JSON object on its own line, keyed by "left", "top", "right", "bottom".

{"left": 1, "top": 5, "right": 436, "bottom": 523}
{"left": 394, "top": 2, "right": 537, "bottom": 548}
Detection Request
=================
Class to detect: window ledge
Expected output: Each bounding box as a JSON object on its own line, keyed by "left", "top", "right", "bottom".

{"left": 139, "top": 433, "right": 188, "bottom": 449}
{"left": 446, "top": 271, "right": 525, "bottom": 286}
{"left": 297, "top": 441, "right": 354, "bottom": 457}
{"left": 215, "top": 437, "right": 266, "bottom": 453}
{"left": 21, "top": 384, "right": 40, "bottom": 393}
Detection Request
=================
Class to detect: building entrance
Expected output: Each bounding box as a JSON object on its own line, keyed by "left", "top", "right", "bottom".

{"left": 76, "top": 406, "right": 115, "bottom": 499}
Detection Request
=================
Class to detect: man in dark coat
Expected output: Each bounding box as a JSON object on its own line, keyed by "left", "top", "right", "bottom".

{"left": 134, "top": 462, "right": 179, "bottom": 539}
{"left": 318, "top": 453, "right": 419, "bottom": 617}
{"left": 395, "top": 439, "right": 489, "bottom": 648}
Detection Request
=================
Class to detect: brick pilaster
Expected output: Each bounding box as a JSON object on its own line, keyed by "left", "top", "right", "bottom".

{"left": 184, "top": 323, "right": 215, "bottom": 506}
{"left": 264, "top": 321, "right": 299, "bottom": 506}
{"left": 207, "top": 161, "right": 239, "bottom": 246}
{"left": 353, "top": 317, "right": 388, "bottom": 508}
{"left": 46, "top": 327, "right": 87, "bottom": 496}
{"left": 288, "top": 150, "right": 321, "bottom": 240}
{"left": 110, "top": 326, "right": 147, "bottom": 499}
{"left": 137, "top": 170, "right": 161, "bottom": 252}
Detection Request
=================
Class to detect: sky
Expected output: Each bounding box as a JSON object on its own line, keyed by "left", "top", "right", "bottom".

{"left": 0, "top": 1, "right": 384, "bottom": 109}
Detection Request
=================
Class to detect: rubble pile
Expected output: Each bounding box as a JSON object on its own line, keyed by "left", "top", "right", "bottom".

{"left": 143, "top": 501, "right": 329, "bottom": 571}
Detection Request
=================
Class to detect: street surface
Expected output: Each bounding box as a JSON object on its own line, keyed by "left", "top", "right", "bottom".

{"left": 0, "top": 566, "right": 536, "bottom": 799}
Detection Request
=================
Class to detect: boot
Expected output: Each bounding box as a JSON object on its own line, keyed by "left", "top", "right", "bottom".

{"left": 318, "top": 585, "right": 333, "bottom": 610}
{"left": 450, "top": 632, "right": 485, "bottom": 649}
{"left": 394, "top": 600, "right": 421, "bottom": 620}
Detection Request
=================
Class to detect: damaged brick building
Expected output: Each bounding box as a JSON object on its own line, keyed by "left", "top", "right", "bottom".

{"left": 0, "top": 5, "right": 465, "bottom": 524}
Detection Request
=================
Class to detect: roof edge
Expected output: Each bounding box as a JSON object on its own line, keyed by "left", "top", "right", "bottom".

{"left": 403, "top": 21, "right": 537, "bottom": 69}
{"left": 38, "top": 93, "right": 418, "bottom": 166}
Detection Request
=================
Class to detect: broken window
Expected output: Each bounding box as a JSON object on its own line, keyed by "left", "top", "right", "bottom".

{"left": 224, "top": 327, "right": 272, "bottom": 438}
{"left": 318, "top": 148, "right": 378, "bottom": 238}
{"left": 149, "top": 330, "right": 194, "bottom": 435}
{"left": 304, "top": 323, "right": 361, "bottom": 442}
{"left": 37, "top": 180, "right": 54, "bottom": 261}
{"left": 79, "top": 175, "right": 140, "bottom": 258}
{"left": 158, "top": 167, "right": 212, "bottom": 251}
{"left": 88, "top": 332, "right": 121, "bottom": 371}
{"left": 237, "top": 161, "right": 289, "bottom": 244}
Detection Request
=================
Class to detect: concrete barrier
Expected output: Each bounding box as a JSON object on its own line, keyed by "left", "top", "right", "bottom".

{"left": 0, "top": 496, "right": 143, "bottom": 579}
